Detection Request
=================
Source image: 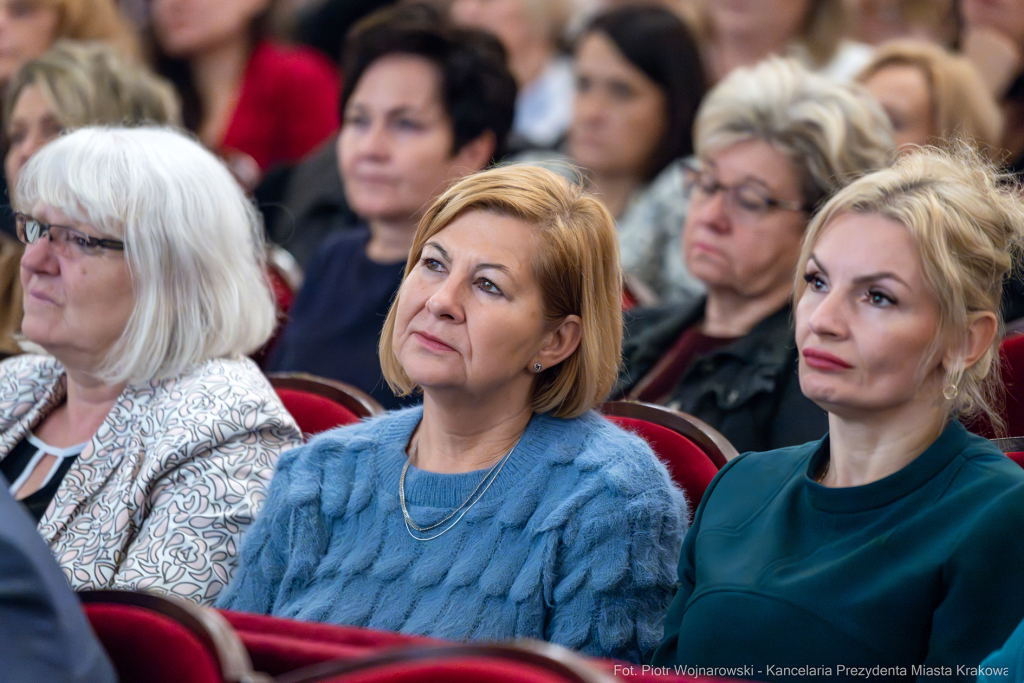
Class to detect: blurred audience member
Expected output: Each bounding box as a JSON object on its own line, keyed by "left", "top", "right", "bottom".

{"left": 568, "top": 4, "right": 706, "bottom": 303}
{"left": 1, "top": 127, "right": 301, "bottom": 604}
{"left": 149, "top": 0, "right": 340, "bottom": 182}
{"left": 692, "top": 0, "right": 873, "bottom": 84}
{"left": 221, "top": 164, "right": 686, "bottom": 663}
{"left": 291, "top": 0, "right": 395, "bottom": 65}
{"left": 857, "top": 39, "right": 1002, "bottom": 157}
{"left": 959, "top": 0, "right": 1024, "bottom": 177}
{"left": 450, "top": 0, "right": 574, "bottom": 151}
{"left": 843, "top": 0, "right": 957, "bottom": 46}
{"left": 654, "top": 145, "right": 1024, "bottom": 681}
{"left": 0, "top": 0, "right": 138, "bottom": 86}
{"left": 0, "top": 41, "right": 180, "bottom": 357}
{"left": 616, "top": 58, "right": 893, "bottom": 453}
{"left": 0, "top": 482, "right": 116, "bottom": 683}
{"left": 267, "top": 7, "right": 515, "bottom": 410}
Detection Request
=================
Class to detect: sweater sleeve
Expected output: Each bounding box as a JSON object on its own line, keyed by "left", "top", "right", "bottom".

{"left": 920, "top": 482, "right": 1024, "bottom": 680}
{"left": 545, "top": 433, "right": 689, "bottom": 663}
{"left": 215, "top": 444, "right": 314, "bottom": 614}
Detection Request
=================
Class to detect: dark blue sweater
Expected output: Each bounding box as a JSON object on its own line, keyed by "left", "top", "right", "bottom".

{"left": 270, "top": 227, "right": 412, "bottom": 410}
{"left": 219, "top": 407, "right": 688, "bottom": 662}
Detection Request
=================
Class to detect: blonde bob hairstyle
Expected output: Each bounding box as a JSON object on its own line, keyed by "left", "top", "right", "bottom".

{"left": 379, "top": 164, "right": 622, "bottom": 418}
{"left": 695, "top": 56, "right": 894, "bottom": 212}
{"left": 793, "top": 145, "right": 1024, "bottom": 429}
{"left": 14, "top": 126, "right": 276, "bottom": 384}
{"left": 856, "top": 39, "right": 1003, "bottom": 161}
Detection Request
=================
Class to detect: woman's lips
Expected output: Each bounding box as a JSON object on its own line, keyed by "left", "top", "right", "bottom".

{"left": 413, "top": 331, "right": 456, "bottom": 352}
{"left": 802, "top": 348, "right": 852, "bottom": 371}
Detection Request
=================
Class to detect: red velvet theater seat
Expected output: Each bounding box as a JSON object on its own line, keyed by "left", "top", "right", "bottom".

{"left": 79, "top": 590, "right": 258, "bottom": 683}
{"left": 218, "top": 609, "right": 438, "bottom": 677}
{"left": 599, "top": 401, "right": 734, "bottom": 507}
{"left": 274, "top": 641, "right": 617, "bottom": 683}
{"left": 268, "top": 372, "right": 385, "bottom": 439}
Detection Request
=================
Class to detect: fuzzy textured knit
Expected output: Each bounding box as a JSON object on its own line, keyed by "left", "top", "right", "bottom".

{"left": 219, "top": 407, "right": 689, "bottom": 662}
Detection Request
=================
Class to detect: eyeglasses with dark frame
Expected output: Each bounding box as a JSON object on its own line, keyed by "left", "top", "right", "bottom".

{"left": 682, "top": 162, "right": 807, "bottom": 224}
{"left": 15, "top": 212, "right": 125, "bottom": 257}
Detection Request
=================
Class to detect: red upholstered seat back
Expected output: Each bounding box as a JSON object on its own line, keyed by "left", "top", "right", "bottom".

{"left": 1007, "top": 452, "right": 1024, "bottom": 469}
{"left": 274, "top": 387, "right": 361, "bottom": 439}
{"left": 219, "top": 610, "right": 436, "bottom": 676}
{"left": 1000, "top": 334, "right": 1024, "bottom": 437}
{"left": 284, "top": 659, "right": 587, "bottom": 683}
{"left": 605, "top": 415, "right": 719, "bottom": 506}
{"left": 83, "top": 603, "right": 224, "bottom": 683}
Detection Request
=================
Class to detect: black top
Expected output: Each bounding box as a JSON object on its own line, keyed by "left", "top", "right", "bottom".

{"left": 270, "top": 226, "right": 416, "bottom": 410}
{"left": 1, "top": 437, "right": 82, "bottom": 522}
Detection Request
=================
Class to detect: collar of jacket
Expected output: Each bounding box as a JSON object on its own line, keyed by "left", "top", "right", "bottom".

{"left": 618, "top": 299, "right": 797, "bottom": 409}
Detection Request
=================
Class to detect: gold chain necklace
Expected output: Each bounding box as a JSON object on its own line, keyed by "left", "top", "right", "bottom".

{"left": 399, "top": 436, "right": 521, "bottom": 542}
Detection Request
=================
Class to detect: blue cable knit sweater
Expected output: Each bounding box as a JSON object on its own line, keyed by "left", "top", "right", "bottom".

{"left": 218, "top": 407, "right": 688, "bottom": 662}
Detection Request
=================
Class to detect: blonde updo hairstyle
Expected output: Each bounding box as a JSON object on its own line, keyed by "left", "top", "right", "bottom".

{"left": 379, "top": 164, "right": 622, "bottom": 418}
{"left": 794, "top": 146, "right": 1024, "bottom": 428}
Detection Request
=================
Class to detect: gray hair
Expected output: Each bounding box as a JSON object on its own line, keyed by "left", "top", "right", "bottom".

{"left": 695, "top": 56, "right": 894, "bottom": 211}
{"left": 14, "top": 126, "right": 276, "bottom": 384}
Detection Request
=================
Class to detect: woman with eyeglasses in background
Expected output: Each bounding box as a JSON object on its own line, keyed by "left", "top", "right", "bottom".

{"left": 0, "top": 126, "right": 301, "bottom": 604}
{"left": 615, "top": 58, "right": 893, "bottom": 454}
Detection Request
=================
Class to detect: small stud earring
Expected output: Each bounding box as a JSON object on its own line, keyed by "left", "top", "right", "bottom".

{"left": 533, "top": 363, "right": 543, "bottom": 372}
{"left": 943, "top": 383, "right": 958, "bottom": 400}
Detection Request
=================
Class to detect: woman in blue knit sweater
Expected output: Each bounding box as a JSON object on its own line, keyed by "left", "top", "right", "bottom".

{"left": 219, "top": 164, "right": 689, "bottom": 662}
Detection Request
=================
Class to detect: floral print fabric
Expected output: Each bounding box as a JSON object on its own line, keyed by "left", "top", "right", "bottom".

{"left": 0, "top": 354, "right": 302, "bottom": 605}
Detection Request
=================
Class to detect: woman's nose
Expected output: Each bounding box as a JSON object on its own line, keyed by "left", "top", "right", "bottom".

{"left": 424, "top": 276, "right": 465, "bottom": 323}
{"left": 20, "top": 235, "right": 59, "bottom": 276}
{"left": 806, "top": 290, "right": 846, "bottom": 337}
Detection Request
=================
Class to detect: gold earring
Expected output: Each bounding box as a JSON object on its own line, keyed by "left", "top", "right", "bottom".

{"left": 943, "top": 383, "right": 958, "bottom": 401}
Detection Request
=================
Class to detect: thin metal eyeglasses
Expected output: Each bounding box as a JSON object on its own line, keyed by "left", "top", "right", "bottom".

{"left": 15, "top": 212, "right": 125, "bottom": 257}
{"left": 682, "top": 163, "right": 807, "bottom": 224}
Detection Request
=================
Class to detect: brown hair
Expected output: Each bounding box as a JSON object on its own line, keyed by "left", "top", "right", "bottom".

{"left": 379, "top": 164, "right": 622, "bottom": 418}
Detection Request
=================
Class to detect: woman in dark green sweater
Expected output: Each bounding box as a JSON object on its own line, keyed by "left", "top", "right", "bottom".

{"left": 652, "top": 146, "right": 1024, "bottom": 682}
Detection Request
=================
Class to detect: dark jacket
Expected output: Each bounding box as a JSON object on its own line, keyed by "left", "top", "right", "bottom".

{"left": 616, "top": 299, "right": 828, "bottom": 453}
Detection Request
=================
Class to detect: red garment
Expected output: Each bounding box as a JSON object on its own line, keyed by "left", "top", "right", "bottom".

{"left": 220, "top": 41, "right": 340, "bottom": 172}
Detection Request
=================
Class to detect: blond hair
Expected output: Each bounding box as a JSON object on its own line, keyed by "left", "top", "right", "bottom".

{"left": 857, "top": 39, "right": 1003, "bottom": 161}
{"left": 794, "top": 145, "right": 1024, "bottom": 429}
{"left": 4, "top": 40, "right": 180, "bottom": 130}
{"left": 49, "top": 0, "right": 140, "bottom": 60}
{"left": 379, "top": 164, "right": 622, "bottom": 418}
{"left": 696, "top": 56, "right": 894, "bottom": 211}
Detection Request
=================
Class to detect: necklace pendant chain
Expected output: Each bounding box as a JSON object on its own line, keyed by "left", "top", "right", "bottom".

{"left": 400, "top": 435, "right": 522, "bottom": 542}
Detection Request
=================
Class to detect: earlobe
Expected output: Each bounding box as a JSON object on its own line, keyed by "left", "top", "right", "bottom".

{"left": 531, "top": 315, "right": 582, "bottom": 372}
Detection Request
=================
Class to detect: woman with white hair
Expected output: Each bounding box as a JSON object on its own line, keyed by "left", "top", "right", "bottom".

{"left": 0, "top": 126, "right": 302, "bottom": 605}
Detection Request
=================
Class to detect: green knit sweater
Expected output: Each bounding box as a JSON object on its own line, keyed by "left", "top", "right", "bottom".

{"left": 652, "top": 420, "right": 1024, "bottom": 682}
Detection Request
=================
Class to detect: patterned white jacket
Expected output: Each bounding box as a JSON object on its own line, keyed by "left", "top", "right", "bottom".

{"left": 0, "top": 354, "right": 302, "bottom": 605}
